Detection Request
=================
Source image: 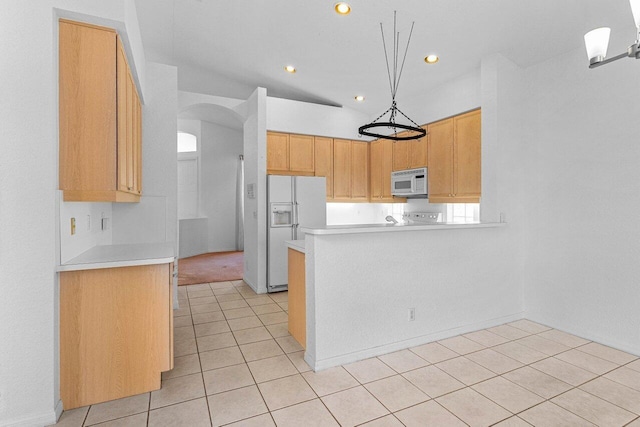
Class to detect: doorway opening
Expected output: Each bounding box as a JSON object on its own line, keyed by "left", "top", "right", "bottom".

{"left": 178, "top": 251, "right": 243, "bottom": 286}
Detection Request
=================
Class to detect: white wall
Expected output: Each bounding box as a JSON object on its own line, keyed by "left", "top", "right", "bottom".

{"left": 407, "top": 69, "right": 482, "bottom": 126}
{"left": 201, "top": 122, "right": 243, "bottom": 252}
{"left": 240, "top": 88, "right": 268, "bottom": 293}
{"left": 112, "top": 62, "right": 178, "bottom": 248}
{"left": 0, "top": 1, "right": 150, "bottom": 425}
{"left": 0, "top": 4, "right": 58, "bottom": 424}
{"left": 266, "top": 97, "right": 371, "bottom": 140}
{"left": 521, "top": 46, "right": 640, "bottom": 355}
{"left": 179, "top": 218, "right": 209, "bottom": 258}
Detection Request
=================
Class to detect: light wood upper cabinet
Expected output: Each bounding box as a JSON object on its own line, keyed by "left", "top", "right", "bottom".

{"left": 267, "top": 132, "right": 315, "bottom": 175}
{"left": 453, "top": 110, "right": 481, "bottom": 200}
{"left": 392, "top": 130, "right": 428, "bottom": 171}
{"left": 332, "top": 139, "right": 368, "bottom": 202}
{"left": 427, "top": 118, "right": 454, "bottom": 200}
{"left": 314, "top": 137, "right": 334, "bottom": 200}
{"left": 351, "top": 140, "right": 369, "bottom": 201}
{"left": 427, "top": 109, "right": 481, "bottom": 203}
{"left": 370, "top": 140, "right": 383, "bottom": 200}
{"left": 136, "top": 95, "right": 143, "bottom": 194}
{"left": 116, "top": 39, "right": 128, "bottom": 194}
{"left": 370, "top": 139, "right": 397, "bottom": 202}
{"left": 409, "top": 128, "right": 428, "bottom": 168}
{"left": 332, "top": 139, "right": 352, "bottom": 200}
{"left": 392, "top": 139, "right": 410, "bottom": 171}
{"left": 59, "top": 20, "right": 142, "bottom": 202}
{"left": 267, "top": 132, "right": 289, "bottom": 173}
{"left": 289, "top": 134, "right": 314, "bottom": 173}
{"left": 119, "top": 36, "right": 142, "bottom": 196}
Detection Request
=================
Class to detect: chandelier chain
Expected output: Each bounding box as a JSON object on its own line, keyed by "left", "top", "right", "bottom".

{"left": 358, "top": 11, "right": 427, "bottom": 142}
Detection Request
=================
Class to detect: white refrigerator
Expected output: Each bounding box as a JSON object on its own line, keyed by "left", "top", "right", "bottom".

{"left": 267, "top": 175, "right": 326, "bottom": 293}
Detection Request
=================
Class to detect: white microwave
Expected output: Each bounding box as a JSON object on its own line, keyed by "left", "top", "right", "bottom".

{"left": 391, "top": 167, "right": 428, "bottom": 197}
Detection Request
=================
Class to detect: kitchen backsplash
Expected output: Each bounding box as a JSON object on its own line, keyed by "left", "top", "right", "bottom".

{"left": 58, "top": 191, "right": 112, "bottom": 264}
{"left": 326, "top": 203, "right": 404, "bottom": 225}
{"left": 326, "top": 199, "right": 448, "bottom": 226}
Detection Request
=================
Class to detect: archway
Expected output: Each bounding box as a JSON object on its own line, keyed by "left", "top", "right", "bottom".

{"left": 177, "top": 100, "right": 245, "bottom": 285}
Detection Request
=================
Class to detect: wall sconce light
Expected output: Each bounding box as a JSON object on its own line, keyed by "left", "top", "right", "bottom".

{"left": 585, "top": 0, "right": 640, "bottom": 68}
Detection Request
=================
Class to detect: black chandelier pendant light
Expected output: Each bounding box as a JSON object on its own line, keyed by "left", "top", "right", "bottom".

{"left": 358, "top": 11, "right": 426, "bottom": 142}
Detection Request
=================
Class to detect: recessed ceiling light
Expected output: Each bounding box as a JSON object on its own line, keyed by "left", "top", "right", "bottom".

{"left": 334, "top": 2, "right": 351, "bottom": 15}
{"left": 424, "top": 55, "right": 440, "bottom": 64}
{"left": 284, "top": 65, "right": 296, "bottom": 73}
{"left": 354, "top": 95, "right": 365, "bottom": 102}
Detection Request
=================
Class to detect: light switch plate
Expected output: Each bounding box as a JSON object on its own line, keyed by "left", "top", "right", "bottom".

{"left": 70, "top": 218, "right": 76, "bottom": 235}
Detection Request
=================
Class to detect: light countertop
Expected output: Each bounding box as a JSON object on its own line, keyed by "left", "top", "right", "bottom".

{"left": 58, "top": 242, "right": 176, "bottom": 272}
{"left": 301, "top": 222, "right": 506, "bottom": 235}
{"left": 285, "top": 239, "right": 305, "bottom": 253}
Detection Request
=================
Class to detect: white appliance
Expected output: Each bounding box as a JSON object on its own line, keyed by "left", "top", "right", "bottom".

{"left": 267, "top": 175, "right": 326, "bottom": 293}
{"left": 402, "top": 211, "right": 443, "bottom": 224}
{"left": 391, "top": 167, "right": 428, "bottom": 197}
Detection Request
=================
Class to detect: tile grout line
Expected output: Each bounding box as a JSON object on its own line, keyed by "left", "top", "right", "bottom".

{"left": 469, "top": 338, "right": 640, "bottom": 424}
{"left": 398, "top": 323, "right": 631, "bottom": 425}
{"left": 75, "top": 285, "right": 639, "bottom": 427}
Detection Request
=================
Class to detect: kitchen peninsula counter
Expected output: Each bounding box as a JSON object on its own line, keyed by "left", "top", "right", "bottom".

{"left": 296, "top": 220, "right": 519, "bottom": 372}
{"left": 301, "top": 221, "right": 505, "bottom": 236}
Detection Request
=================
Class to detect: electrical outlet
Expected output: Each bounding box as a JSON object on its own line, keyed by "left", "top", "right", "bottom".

{"left": 500, "top": 212, "right": 506, "bottom": 223}
{"left": 101, "top": 212, "right": 107, "bottom": 231}
{"left": 70, "top": 217, "right": 76, "bottom": 235}
{"left": 408, "top": 308, "right": 415, "bottom": 321}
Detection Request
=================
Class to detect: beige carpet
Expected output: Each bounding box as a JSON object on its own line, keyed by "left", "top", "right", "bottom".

{"left": 178, "top": 251, "right": 243, "bottom": 286}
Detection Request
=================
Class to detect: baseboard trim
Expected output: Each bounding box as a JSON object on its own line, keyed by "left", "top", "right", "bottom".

{"left": 303, "top": 352, "right": 316, "bottom": 371}
{"left": 525, "top": 313, "right": 640, "bottom": 357}
{"left": 242, "top": 276, "right": 268, "bottom": 295}
{"left": 311, "top": 312, "right": 524, "bottom": 371}
{"left": 0, "top": 407, "right": 59, "bottom": 427}
{"left": 55, "top": 399, "right": 64, "bottom": 422}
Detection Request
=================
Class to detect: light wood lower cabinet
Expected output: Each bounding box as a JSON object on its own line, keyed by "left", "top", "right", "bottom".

{"left": 287, "top": 249, "right": 305, "bottom": 348}
{"left": 60, "top": 264, "right": 173, "bottom": 409}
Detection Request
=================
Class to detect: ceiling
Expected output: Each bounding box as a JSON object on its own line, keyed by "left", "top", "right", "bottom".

{"left": 135, "top": 0, "right": 634, "bottom": 121}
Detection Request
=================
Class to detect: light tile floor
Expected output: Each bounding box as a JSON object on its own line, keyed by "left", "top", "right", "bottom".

{"left": 52, "top": 281, "right": 640, "bottom": 427}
